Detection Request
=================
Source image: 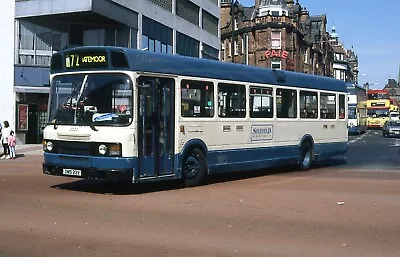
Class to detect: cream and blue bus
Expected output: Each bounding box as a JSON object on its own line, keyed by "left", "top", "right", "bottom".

{"left": 42, "top": 46, "right": 348, "bottom": 187}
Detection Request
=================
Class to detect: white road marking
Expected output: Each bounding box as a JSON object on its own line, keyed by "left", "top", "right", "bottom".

{"left": 348, "top": 130, "right": 371, "bottom": 144}
{"left": 392, "top": 139, "right": 400, "bottom": 147}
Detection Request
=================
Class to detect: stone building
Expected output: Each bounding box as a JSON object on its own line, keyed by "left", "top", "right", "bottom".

{"left": 220, "top": 0, "right": 333, "bottom": 77}
{"left": 329, "top": 26, "right": 359, "bottom": 82}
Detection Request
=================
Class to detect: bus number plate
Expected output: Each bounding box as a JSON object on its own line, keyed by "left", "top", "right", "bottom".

{"left": 62, "top": 168, "right": 82, "bottom": 177}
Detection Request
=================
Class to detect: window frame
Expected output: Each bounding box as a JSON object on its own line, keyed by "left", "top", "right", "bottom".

{"left": 339, "top": 94, "right": 346, "bottom": 119}
{"left": 299, "top": 90, "right": 319, "bottom": 119}
{"left": 276, "top": 87, "right": 298, "bottom": 119}
{"left": 217, "top": 82, "right": 247, "bottom": 118}
{"left": 320, "top": 92, "right": 337, "bottom": 120}
{"left": 249, "top": 86, "right": 274, "bottom": 119}
{"left": 180, "top": 79, "right": 215, "bottom": 118}
{"left": 271, "top": 31, "right": 281, "bottom": 49}
{"left": 271, "top": 60, "right": 281, "bottom": 70}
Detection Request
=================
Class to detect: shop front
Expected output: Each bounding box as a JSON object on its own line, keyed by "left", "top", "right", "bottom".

{"left": 14, "top": 66, "right": 50, "bottom": 144}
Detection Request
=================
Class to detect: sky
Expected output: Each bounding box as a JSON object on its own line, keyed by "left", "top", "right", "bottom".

{"left": 239, "top": 0, "right": 400, "bottom": 89}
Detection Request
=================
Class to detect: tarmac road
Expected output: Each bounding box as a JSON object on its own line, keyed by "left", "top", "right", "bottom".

{"left": 0, "top": 132, "right": 399, "bottom": 257}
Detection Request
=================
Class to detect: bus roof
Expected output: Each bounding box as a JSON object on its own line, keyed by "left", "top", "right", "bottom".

{"left": 51, "top": 46, "right": 347, "bottom": 93}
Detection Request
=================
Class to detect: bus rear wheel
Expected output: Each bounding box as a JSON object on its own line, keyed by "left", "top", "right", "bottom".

{"left": 182, "top": 148, "right": 207, "bottom": 187}
{"left": 299, "top": 142, "right": 313, "bottom": 171}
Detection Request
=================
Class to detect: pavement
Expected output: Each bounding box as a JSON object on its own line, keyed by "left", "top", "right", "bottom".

{"left": 0, "top": 144, "right": 43, "bottom": 159}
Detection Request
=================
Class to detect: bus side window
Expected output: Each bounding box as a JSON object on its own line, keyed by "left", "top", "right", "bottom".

{"left": 320, "top": 93, "right": 336, "bottom": 119}
{"left": 300, "top": 90, "right": 318, "bottom": 119}
{"left": 339, "top": 94, "right": 346, "bottom": 119}
{"left": 276, "top": 88, "right": 297, "bottom": 119}
{"left": 218, "top": 83, "right": 246, "bottom": 118}
{"left": 181, "top": 80, "right": 214, "bottom": 118}
{"left": 249, "top": 86, "right": 273, "bottom": 118}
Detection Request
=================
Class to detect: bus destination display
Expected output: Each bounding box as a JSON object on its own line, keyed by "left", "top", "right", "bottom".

{"left": 65, "top": 52, "right": 108, "bottom": 69}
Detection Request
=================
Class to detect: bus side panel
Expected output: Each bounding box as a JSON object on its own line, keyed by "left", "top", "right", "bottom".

{"left": 313, "top": 141, "right": 347, "bottom": 161}
{"left": 206, "top": 145, "right": 299, "bottom": 174}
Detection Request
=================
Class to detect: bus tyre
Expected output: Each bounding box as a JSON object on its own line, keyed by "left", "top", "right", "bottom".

{"left": 299, "top": 142, "right": 313, "bottom": 171}
{"left": 183, "top": 148, "right": 207, "bottom": 187}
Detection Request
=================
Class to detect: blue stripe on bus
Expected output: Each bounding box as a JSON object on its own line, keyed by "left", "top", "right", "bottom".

{"left": 44, "top": 153, "right": 136, "bottom": 169}
{"left": 44, "top": 153, "right": 91, "bottom": 168}
{"left": 206, "top": 145, "right": 299, "bottom": 173}
{"left": 44, "top": 141, "right": 346, "bottom": 177}
{"left": 176, "top": 141, "right": 347, "bottom": 174}
{"left": 53, "top": 46, "right": 348, "bottom": 93}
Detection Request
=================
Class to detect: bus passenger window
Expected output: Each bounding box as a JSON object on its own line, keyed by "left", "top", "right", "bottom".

{"left": 300, "top": 90, "right": 318, "bottom": 119}
{"left": 181, "top": 80, "right": 214, "bottom": 118}
{"left": 250, "top": 87, "right": 273, "bottom": 118}
{"left": 218, "top": 83, "right": 246, "bottom": 118}
{"left": 339, "top": 94, "right": 346, "bottom": 119}
{"left": 276, "top": 88, "right": 297, "bottom": 119}
{"left": 320, "top": 93, "right": 336, "bottom": 119}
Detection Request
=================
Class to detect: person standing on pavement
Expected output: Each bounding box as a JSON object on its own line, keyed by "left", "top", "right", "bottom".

{"left": 1, "top": 121, "right": 11, "bottom": 159}
{"left": 7, "top": 131, "right": 16, "bottom": 159}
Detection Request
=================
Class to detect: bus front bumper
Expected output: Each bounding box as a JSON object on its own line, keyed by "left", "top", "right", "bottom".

{"left": 43, "top": 153, "right": 136, "bottom": 182}
{"left": 43, "top": 163, "right": 133, "bottom": 182}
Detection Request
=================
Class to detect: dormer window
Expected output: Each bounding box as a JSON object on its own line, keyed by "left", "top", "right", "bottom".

{"left": 258, "top": 0, "right": 288, "bottom": 17}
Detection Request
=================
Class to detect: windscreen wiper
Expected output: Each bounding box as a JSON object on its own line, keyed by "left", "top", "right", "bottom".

{"left": 79, "top": 115, "right": 98, "bottom": 132}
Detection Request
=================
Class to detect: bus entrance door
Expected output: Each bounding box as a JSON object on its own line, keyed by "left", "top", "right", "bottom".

{"left": 137, "top": 76, "right": 175, "bottom": 180}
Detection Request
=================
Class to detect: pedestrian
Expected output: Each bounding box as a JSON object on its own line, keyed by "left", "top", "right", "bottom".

{"left": 8, "top": 131, "right": 16, "bottom": 159}
{"left": 0, "top": 126, "right": 2, "bottom": 156}
{"left": 1, "top": 121, "right": 11, "bottom": 159}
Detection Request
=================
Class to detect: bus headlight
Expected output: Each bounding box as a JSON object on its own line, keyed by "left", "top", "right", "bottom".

{"left": 46, "top": 141, "right": 54, "bottom": 152}
{"left": 43, "top": 140, "right": 54, "bottom": 152}
{"left": 98, "top": 144, "right": 107, "bottom": 155}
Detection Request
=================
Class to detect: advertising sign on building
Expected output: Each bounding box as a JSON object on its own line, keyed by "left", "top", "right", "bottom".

{"left": 17, "top": 104, "right": 28, "bottom": 131}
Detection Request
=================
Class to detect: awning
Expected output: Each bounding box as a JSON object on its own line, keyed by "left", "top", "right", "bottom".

{"left": 14, "top": 86, "right": 50, "bottom": 94}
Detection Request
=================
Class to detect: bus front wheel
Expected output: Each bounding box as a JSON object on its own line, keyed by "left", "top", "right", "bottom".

{"left": 182, "top": 148, "right": 207, "bottom": 187}
{"left": 299, "top": 142, "right": 313, "bottom": 171}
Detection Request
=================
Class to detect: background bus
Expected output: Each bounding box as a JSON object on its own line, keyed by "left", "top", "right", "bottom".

{"left": 42, "top": 46, "right": 348, "bottom": 187}
{"left": 390, "top": 99, "right": 399, "bottom": 113}
{"left": 347, "top": 82, "right": 367, "bottom": 134}
{"left": 367, "top": 89, "right": 390, "bottom": 128}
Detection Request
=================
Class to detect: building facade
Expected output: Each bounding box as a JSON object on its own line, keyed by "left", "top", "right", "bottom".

{"left": 13, "top": 0, "right": 220, "bottom": 144}
{"left": 220, "top": 0, "right": 333, "bottom": 76}
{"left": 329, "top": 26, "right": 358, "bottom": 83}
{"left": 0, "top": 1, "right": 15, "bottom": 134}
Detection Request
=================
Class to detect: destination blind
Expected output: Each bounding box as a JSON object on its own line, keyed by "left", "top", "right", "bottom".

{"left": 65, "top": 51, "right": 108, "bottom": 69}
